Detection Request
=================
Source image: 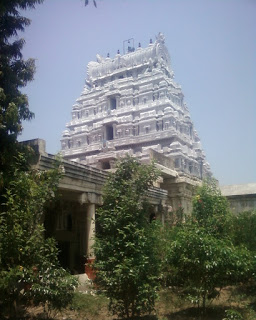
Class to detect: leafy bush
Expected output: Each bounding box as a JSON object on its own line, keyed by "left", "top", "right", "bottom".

{"left": 163, "top": 180, "right": 255, "bottom": 314}
{"left": 192, "top": 179, "right": 232, "bottom": 238}
{"left": 94, "top": 156, "right": 161, "bottom": 318}
{"left": 230, "top": 210, "right": 256, "bottom": 252}
{"left": 165, "top": 225, "right": 253, "bottom": 311}
{"left": 0, "top": 158, "right": 78, "bottom": 317}
{"left": 222, "top": 309, "right": 243, "bottom": 320}
{"left": 31, "top": 262, "right": 78, "bottom": 316}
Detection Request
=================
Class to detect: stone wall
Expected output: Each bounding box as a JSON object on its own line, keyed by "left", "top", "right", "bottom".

{"left": 220, "top": 183, "right": 256, "bottom": 213}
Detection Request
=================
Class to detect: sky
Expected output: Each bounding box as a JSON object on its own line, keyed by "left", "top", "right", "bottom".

{"left": 19, "top": 0, "right": 256, "bottom": 186}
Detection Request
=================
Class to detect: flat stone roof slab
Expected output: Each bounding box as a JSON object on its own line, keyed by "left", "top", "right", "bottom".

{"left": 220, "top": 183, "right": 256, "bottom": 196}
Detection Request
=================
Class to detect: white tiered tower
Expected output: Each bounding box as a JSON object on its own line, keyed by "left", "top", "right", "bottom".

{"left": 61, "top": 33, "right": 211, "bottom": 181}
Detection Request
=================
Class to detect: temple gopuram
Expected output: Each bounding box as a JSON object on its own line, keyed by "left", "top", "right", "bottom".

{"left": 61, "top": 33, "right": 211, "bottom": 183}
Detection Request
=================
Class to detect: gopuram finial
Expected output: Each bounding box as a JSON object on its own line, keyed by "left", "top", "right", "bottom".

{"left": 156, "top": 32, "right": 165, "bottom": 44}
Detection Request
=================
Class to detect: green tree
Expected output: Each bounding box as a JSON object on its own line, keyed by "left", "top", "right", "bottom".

{"left": 0, "top": 0, "right": 44, "bottom": 186}
{"left": 0, "top": 2, "right": 79, "bottom": 317}
{"left": 0, "top": 155, "right": 78, "bottom": 317}
{"left": 192, "top": 179, "right": 231, "bottom": 238}
{"left": 231, "top": 210, "right": 256, "bottom": 252}
{"left": 94, "top": 156, "right": 161, "bottom": 319}
{"left": 165, "top": 225, "right": 253, "bottom": 313}
{"left": 164, "top": 181, "right": 255, "bottom": 314}
{"left": 84, "top": 0, "right": 97, "bottom": 7}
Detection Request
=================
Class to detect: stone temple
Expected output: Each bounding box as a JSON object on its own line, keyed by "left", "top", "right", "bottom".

{"left": 23, "top": 34, "right": 255, "bottom": 274}
{"left": 61, "top": 33, "right": 211, "bottom": 181}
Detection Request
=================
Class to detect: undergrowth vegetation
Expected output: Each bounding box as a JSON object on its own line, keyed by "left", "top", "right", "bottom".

{"left": 25, "top": 285, "right": 256, "bottom": 320}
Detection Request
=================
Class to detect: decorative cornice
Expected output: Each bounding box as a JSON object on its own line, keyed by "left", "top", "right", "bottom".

{"left": 86, "top": 33, "right": 173, "bottom": 84}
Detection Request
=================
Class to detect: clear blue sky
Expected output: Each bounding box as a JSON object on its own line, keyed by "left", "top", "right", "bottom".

{"left": 19, "top": 0, "right": 256, "bottom": 186}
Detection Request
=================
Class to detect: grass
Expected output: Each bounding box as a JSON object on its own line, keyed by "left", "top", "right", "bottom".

{"left": 69, "top": 291, "right": 110, "bottom": 319}
{"left": 67, "top": 285, "right": 256, "bottom": 320}
{"left": 16, "top": 283, "right": 256, "bottom": 319}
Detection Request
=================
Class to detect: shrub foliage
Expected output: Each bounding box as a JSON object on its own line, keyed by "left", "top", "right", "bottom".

{"left": 164, "top": 180, "right": 255, "bottom": 313}
{"left": 94, "top": 156, "right": 161, "bottom": 318}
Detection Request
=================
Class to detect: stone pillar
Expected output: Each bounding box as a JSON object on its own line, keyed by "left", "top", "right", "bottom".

{"left": 85, "top": 203, "right": 96, "bottom": 279}
{"left": 87, "top": 204, "right": 96, "bottom": 259}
